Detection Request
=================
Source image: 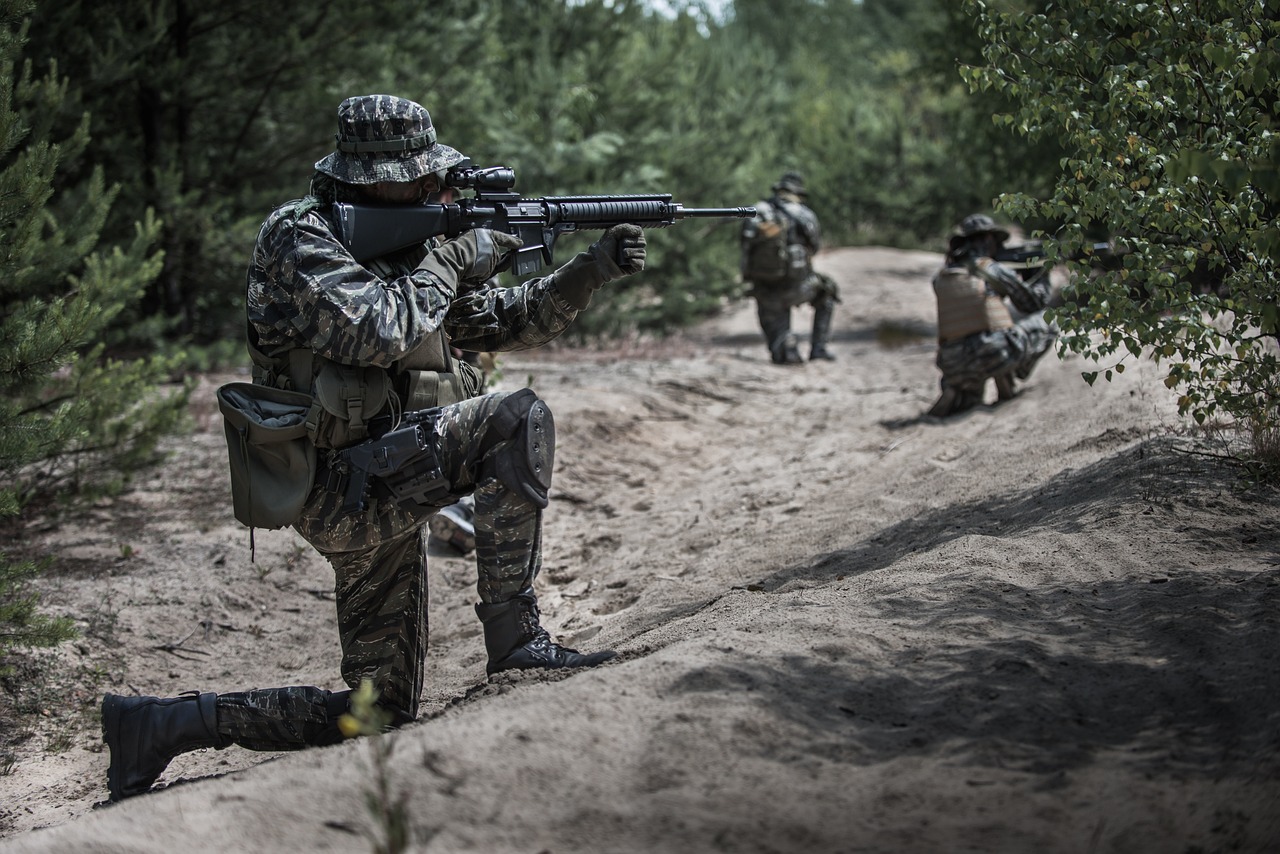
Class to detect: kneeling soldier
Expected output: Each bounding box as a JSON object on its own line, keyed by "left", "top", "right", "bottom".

{"left": 102, "top": 94, "right": 645, "bottom": 801}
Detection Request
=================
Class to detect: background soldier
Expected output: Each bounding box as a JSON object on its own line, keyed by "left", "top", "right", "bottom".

{"left": 100, "top": 94, "right": 646, "bottom": 801}
{"left": 740, "top": 171, "right": 840, "bottom": 364}
{"left": 928, "top": 213, "right": 1057, "bottom": 417}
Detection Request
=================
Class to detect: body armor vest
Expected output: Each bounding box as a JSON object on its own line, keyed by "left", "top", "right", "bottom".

{"left": 933, "top": 265, "right": 1014, "bottom": 342}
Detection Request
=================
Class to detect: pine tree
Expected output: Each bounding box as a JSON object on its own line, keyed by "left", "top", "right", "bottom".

{"left": 0, "top": 0, "right": 187, "bottom": 658}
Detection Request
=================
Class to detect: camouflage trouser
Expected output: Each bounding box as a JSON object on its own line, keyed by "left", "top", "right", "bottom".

{"left": 751, "top": 272, "right": 839, "bottom": 360}
{"left": 936, "top": 312, "right": 1057, "bottom": 392}
{"left": 215, "top": 391, "right": 544, "bottom": 750}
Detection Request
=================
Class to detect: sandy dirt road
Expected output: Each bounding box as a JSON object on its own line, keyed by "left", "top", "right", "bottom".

{"left": 2, "top": 246, "right": 1278, "bottom": 853}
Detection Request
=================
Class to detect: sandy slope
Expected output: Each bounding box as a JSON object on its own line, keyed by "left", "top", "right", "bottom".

{"left": 1, "top": 246, "right": 1278, "bottom": 853}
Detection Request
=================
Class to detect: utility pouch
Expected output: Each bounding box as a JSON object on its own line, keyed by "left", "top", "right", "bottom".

{"left": 217, "top": 382, "right": 317, "bottom": 530}
{"left": 784, "top": 242, "right": 812, "bottom": 285}
{"left": 308, "top": 360, "right": 391, "bottom": 450}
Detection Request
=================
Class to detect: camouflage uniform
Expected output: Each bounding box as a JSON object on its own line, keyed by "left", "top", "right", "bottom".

{"left": 102, "top": 96, "right": 638, "bottom": 797}
{"left": 741, "top": 172, "right": 840, "bottom": 364}
{"left": 929, "top": 214, "right": 1057, "bottom": 417}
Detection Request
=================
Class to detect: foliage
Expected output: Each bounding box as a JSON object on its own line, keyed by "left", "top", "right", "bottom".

{"left": 0, "top": 555, "right": 75, "bottom": 668}
{"left": 375, "top": 0, "right": 782, "bottom": 336}
{"left": 339, "top": 680, "right": 411, "bottom": 854}
{"left": 24, "top": 0, "right": 425, "bottom": 345}
{"left": 963, "top": 0, "right": 1279, "bottom": 469}
{"left": 0, "top": 0, "right": 187, "bottom": 658}
{"left": 20, "top": 0, "right": 1061, "bottom": 342}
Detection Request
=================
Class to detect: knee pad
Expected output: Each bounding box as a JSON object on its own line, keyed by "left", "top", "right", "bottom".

{"left": 483, "top": 389, "right": 555, "bottom": 508}
{"left": 813, "top": 273, "right": 840, "bottom": 305}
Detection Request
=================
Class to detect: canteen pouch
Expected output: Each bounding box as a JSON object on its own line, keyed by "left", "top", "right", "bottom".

{"left": 217, "top": 382, "right": 317, "bottom": 529}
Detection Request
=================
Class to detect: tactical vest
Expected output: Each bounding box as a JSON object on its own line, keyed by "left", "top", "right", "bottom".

{"left": 933, "top": 265, "right": 1014, "bottom": 342}
{"left": 248, "top": 215, "right": 484, "bottom": 451}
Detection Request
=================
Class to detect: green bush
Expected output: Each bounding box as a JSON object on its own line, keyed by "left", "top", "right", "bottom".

{"left": 964, "top": 0, "right": 1279, "bottom": 475}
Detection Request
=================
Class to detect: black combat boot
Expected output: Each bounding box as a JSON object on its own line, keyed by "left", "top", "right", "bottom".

{"left": 475, "top": 588, "right": 616, "bottom": 675}
{"left": 101, "top": 691, "right": 228, "bottom": 801}
{"left": 810, "top": 299, "right": 836, "bottom": 361}
{"left": 928, "top": 385, "right": 984, "bottom": 417}
{"left": 994, "top": 372, "right": 1018, "bottom": 401}
{"left": 770, "top": 333, "right": 804, "bottom": 365}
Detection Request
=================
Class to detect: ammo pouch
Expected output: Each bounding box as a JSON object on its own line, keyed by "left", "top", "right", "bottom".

{"left": 217, "top": 382, "right": 317, "bottom": 530}
{"left": 399, "top": 327, "right": 487, "bottom": 410}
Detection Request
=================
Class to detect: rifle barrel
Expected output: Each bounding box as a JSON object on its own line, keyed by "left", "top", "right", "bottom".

{"left": 680, "top": 206, "right": 756, "bottom": 218}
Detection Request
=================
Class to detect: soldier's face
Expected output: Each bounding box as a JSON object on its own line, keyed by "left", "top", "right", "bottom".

{"left": 364, "top": 173, "right": 442, "bottom": 205}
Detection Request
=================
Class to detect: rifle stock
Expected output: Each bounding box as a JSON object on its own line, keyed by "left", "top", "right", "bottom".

{"left": 332, "top": 163, "right": 754, "bottom": 276}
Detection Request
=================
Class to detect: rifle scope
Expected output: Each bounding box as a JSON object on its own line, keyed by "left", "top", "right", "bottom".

{"left": 446, "top": 163, "right": 516, "bottom": 194}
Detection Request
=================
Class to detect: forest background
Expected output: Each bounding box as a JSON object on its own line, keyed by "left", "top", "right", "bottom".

{"left": 1, "top": 0, "right": 1277, "bottom": 697}
{"left": 20, "top": 0, "right": 1031, "bottom": 346}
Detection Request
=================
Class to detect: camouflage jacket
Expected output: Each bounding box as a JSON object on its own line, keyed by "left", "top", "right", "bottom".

{"left": 965, "top": 256, "right": 1051, "bottom": 315}
{"left": 245, "top": 199, "right": 579, "bottom": 373}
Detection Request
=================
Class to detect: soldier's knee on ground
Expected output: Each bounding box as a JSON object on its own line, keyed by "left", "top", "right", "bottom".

{"left": 481, "top": 389, "right": 555, "bottom": 507}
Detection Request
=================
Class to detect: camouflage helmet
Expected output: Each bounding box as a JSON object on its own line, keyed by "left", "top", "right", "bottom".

{"left": 952, "top": 213, "right": 1010, "bottom": 243}
{"left": 314, "top": 95, "right": 466, "bottom": 186}
{"left": 772, "top": 171, "right": 807, "bottom": 197}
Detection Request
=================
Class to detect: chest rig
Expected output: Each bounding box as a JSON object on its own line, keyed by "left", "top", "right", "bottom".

{"left": 249, "top": 219, "right": 483, "bottom": 451}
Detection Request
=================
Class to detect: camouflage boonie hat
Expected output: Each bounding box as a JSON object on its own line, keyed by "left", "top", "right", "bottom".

{"left": 314, "top": 95, "right": 466, "bottom": 186}
{"left": 951, "top": 213, "right": 1010, "bottom": 243}
{"left": 773, "top": 171, "right": 807, "bottom": 196}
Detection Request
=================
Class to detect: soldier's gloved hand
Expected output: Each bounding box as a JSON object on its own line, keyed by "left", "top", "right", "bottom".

{"left": 592, "top": 223, "right": 646, "bottom": 275}
{"left": 965, "top": 253, "right": 993, "bottom": 276}
{"left": 415, "top": 229, "right": 523, "bottom": 288}
{"left": 552, "top": 224, "right": 646, "bottom": 310}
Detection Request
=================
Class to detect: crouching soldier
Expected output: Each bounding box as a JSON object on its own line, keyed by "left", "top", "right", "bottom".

{"left": 928, "top": 213, "right": 1057, "bottom": 417}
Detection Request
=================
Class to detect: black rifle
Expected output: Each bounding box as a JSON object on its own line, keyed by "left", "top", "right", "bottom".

{"left": 332, "top": 162, "right": 756, "bottom": 276}
{"left": 995, "top": 240, "right": 1115, "bottom": 282}
{"left": 995, "top": 240, "right": 1115, "bottom": 267}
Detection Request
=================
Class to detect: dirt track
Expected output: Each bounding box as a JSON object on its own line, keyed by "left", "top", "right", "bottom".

{"left": 2, "top": 246, "right": 1278, "bottom": 853}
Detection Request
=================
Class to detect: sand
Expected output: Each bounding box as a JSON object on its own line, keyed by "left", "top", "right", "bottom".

{"left": 2, "top": 246, "right": 1277, "bottom": 853}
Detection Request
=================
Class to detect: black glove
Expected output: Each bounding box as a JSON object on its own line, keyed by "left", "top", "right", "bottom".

{"left": 593, "top": 223, "right": 646, "bottom": 275}
{"left": 552, "top": 224, "right": 646, "bottom": 310}
{"left": 416, "top": 229, "right": 523, "bottom": 287}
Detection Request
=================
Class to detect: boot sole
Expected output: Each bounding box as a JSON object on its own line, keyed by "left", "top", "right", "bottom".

{"left": 489, "top": 648, "right": 617, "bottom": 675}
{"left": 100, "top": 693, "right": 127, "bottom": 802}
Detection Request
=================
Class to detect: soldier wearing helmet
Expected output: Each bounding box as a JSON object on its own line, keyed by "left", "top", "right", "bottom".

{"left": 928, "top": 213, "right": 1057, "bottom": 417}
{"left": 740, "top": 171, "right": 841, "bottom": 364}
{"left": 100, "top": 95, "right": 646, "bottom": 801}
